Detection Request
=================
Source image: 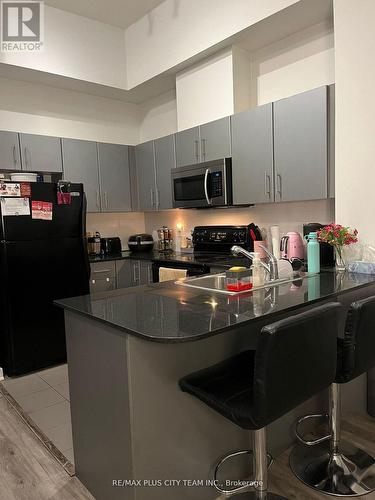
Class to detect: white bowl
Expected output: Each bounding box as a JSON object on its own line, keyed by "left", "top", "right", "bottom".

{"left": 10, "top": 173, "right": 38, "bottom": 182}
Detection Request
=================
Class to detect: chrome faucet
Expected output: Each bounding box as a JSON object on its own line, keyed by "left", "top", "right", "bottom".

{"left": 231, "top": 244, "right": 279, "bottom": 281}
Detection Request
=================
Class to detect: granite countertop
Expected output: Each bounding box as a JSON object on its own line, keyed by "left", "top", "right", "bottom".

{"left": 56, "top": 271, "right": 375, "bottom": 343}
{"left": 89, "top": 250, "right": 248, "bottom": 268}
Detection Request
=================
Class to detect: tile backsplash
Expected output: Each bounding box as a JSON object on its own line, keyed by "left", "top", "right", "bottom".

{"left": 144, "top": 199, "right": 335, "bottom": 241}
{"left": 86, "top": 212, "right": 145, "bottom": 250}
{"left": 86, "top": 199, "right": 335, "bottom": 251}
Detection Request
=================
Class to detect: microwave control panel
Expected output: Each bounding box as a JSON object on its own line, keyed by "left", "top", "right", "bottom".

{"left": 211, "top": 171, "right": 223, "bottom": 197}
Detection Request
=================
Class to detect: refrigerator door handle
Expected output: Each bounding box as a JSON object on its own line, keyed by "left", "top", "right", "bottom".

{"left": 82, "top": 192, "right": 91, "bottom": 281}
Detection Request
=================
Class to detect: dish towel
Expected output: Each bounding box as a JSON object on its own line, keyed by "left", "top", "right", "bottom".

{"left": 159, "top": 267, "right": 187, "bottom": 282}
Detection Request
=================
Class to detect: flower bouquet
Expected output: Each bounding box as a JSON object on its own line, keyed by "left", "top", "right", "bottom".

{"left": 317, "top": 224, "right": 358, "bottom": 271}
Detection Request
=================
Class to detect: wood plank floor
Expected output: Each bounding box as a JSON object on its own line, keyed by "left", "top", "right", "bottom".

{"left": 1, "top": 391, "right": 375, "bottom": 500}
{"left": 0, "top": 395, "right": 94, "bottom": 500}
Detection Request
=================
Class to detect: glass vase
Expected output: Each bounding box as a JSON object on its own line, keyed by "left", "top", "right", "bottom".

{"left": 335, "top": 247, "right": 346, "bottom": 272}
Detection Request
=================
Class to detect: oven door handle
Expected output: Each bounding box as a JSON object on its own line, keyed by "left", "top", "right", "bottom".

{"left": 204, "top": 168, "right": 212, "bottom": 205}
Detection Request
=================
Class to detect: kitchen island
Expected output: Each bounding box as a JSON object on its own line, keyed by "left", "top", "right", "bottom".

{"left": 56, "top": 271, "right": 375, "bottom": 500}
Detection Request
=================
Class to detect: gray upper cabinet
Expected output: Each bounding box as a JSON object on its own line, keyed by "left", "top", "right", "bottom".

{"left": 175, "top": 126, "right": 200, "bottom": 167}
{"left": 98, "top": 143, "right": 131, "bottom": 212}
{"left": 62, "top": 139, "right": 100, "bottom": 213}
{"left": 0, "top": 131, "right": 21, "bottom": 170}
{"left": 199, "top": 117, "right": 231, "bottom": 162}
{"left": 273, "top": 86, "right": 328, "bottom": 202}
{"left": 20, "top": 133, "right": 62, "bottom": 172}
{"left": 231, "top": 104, "right": 274, "bottom": 205}
{"left": 135, "top": 141, "right": 156, "bottom": 211}
{"left": 154, "top": 135, "right": 175, "bottom": 210}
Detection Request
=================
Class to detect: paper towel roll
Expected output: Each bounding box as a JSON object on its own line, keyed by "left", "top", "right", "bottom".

{"left": 270, "top": 225, "right": 280, "bottom": 259}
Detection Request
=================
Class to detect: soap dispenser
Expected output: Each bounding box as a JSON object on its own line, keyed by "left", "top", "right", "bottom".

{"left": 305, "top": 232, "right": 320, "bottom": 274}
{"left": 251, "top": 252, "right": 266, "bottom": 287}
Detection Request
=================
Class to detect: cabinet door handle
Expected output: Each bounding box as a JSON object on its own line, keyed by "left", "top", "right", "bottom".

{"left": 12, "top": 145, "right": 17, "bottom": 167}
{"left": 96, "top": 190, "right": 101, "bottom": 210}
{"left": 276, "top": 174, "right": 282, "bottom": 200}
{"left": 24, "top": 147, "right": 29, "bottom": 170}
{"left": 194, "top": 140, "right": 199, "bottom": 162}
{"left": 156, "top": 189, "right": 160, "bottom": 210}
{"left": 201, "top": 139, "right": 206, "bottom": 160}
{"left": 148, "top": 265, "right": 153, "bottom": 284}
{"left": 104, "top": 191, "right": 109, "bottom": 209}
{"left": 150, "top": 189, "right": 155, "bottom": 208}
{"left": 92, "top": 269, "right": 112, "bottom": 274}
{"left": 264, "top": 173, "right": 271, "bottom": 198}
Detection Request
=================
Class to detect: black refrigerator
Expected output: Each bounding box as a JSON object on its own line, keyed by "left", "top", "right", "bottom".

{"left": 0, "top": 182, "right": 90, "bottom": 376}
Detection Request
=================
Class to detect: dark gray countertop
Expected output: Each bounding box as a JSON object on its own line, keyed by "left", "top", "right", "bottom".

{"left": 89, "top": 250, "right": 248, "bottom": 268}
{"left": 56, "top": 271, "right": 375, "bottom": 343}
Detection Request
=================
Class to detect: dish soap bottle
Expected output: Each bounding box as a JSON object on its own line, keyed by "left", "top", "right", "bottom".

{"left": 305, "top": 232, "right": 320, "bottom": 274}
{"left": 251, "top": 252, "right": 265, "bottom": 287}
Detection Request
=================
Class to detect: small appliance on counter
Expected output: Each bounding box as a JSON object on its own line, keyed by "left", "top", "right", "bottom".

{"left": 87, "top": 231, "right": 102, "bottom": 256}
{"left": 280, "top": 232, "right": 304, "bottom": 261}
{"left": 128, "top": 233, "right": 154, "bottom": 253}
{"left": 100, "top": 237, "right": 122, "bottom": 255}
{"left": 303, "top": 223, "right": 335, "bottom": 267}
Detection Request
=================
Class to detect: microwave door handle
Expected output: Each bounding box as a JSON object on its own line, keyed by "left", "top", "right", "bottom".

{"left": 204, "top": 169, "right": 212, "bottom": 205}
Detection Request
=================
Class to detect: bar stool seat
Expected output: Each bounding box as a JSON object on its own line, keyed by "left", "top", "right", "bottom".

{"left": 290, "top": 295, "right": 375, "bottom": 496}
{"left": 180, "top": 302, "right": 343, "bottom": 498}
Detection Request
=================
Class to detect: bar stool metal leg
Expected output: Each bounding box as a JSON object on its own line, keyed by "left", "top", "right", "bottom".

{"left": 213, "top": 428, "right": 287, "bottom": 499}
{"left": 290, "top": 384, "right": 375, "bottom": 496}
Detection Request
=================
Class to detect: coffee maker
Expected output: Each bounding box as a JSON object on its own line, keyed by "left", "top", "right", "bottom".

{"left": 303, "top": 223, "right": 335, "bottom": 267}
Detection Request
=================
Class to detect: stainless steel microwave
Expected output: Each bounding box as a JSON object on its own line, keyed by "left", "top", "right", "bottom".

{"left": 172, "top": 158, "right": 232, "bottom": 208}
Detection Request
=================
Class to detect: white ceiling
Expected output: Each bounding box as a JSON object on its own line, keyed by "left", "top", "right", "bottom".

{"left": 44, "top": 0, "right": 165, "bottom": 29}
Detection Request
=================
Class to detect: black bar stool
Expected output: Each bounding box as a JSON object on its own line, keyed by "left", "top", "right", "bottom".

{"left": 180, "top": 302, "right": 342, "bottom": 498}
{"left": 290, "top": 295, "right": 375, "bottom": 496}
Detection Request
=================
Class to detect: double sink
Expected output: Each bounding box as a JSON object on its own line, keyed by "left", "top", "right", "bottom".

{"left": 176, "top": 271, "right": 312, "bottom": 296}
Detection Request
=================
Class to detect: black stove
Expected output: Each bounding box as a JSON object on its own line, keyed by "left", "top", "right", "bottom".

{"left": 152, "top": 225, "right": 259, "bottom": 282}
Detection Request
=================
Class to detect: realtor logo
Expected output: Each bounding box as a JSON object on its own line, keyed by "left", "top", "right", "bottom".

{"left": 1, "top": 0, "right": 44, "bottom": 51}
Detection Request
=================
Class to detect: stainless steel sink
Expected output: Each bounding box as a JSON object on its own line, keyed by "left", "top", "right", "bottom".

{"left": 175, "top": 272, "right": 312, "bottom": 295}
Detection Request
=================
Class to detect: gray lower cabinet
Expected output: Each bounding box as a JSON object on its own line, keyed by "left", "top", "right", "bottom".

{"left": 154, "top": 135, "right": 175, "bottom": 210}
{"left": 130, "top": 260, "right": 153, "bottom": 286}
{"left": 273, "top": 86, "right": 328, "bottom": 202}
{"left": 116, "top": 259, "right": 153, "bottom": 289}
{"left": 90, "top": 261, "right": 116, "bottom": 293}
{"left": 62, "top": 139, "right": 100, "bottom": 213}
{"left": 231, "top": 104, "right": 274, "bottom": 204}
{"left": 175, "top": 126, "right": 200, "bottom": 167}
{"left": 98, "top": 143, "right": 131, "bottom": 212}
{"left": 199, "top": 116, "right": 231, "bottom": 162}
{"left": 19, "top": 133, "right": 62, "bottom": 172}
{"left": 0, "top": 131, "right": 21, "bottom": 170}
{"left": 135, "top": 141, "right": 156, "bottom": 211}
{"left": 116, "top": 260, "right": 133, "bottom": 289}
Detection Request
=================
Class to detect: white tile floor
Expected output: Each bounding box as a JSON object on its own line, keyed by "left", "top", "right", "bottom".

{"left": 2, "top": 364, "right": 75, "bottom": 464}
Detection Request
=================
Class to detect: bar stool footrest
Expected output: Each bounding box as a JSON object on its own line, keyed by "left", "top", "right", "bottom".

{"left": 213, "top": 449, "right": 273, "bottom": 495}
{"left": 295, "top": 413, "right": 331, "bottom": 446}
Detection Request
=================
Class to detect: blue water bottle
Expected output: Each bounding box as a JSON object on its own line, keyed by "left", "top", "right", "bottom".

{"left": 305, "top": 232, "right": 320, "bottom": 274}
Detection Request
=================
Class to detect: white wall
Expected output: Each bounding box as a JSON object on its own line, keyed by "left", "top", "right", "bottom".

{"left": 144, "top": 200, "right": 335, "bottom": 242}
{"left": 0, "top": 77, "right": 140, "bottom": 144}
{"left": 139, "top": 89, "right": 177, "bottom": 142}
{"left": 176, "top": 49, "right": 235, "bottom": 130}
{"left": 334, "top": 0, "right": 375, "bottom": 245}
{"left": 0, "top": 6, "right": 127, "bottom": 89}
{"left": 125, "top": 0, "right": 300, "bottom": 88}
{"left": 250, "top": 21, "right": 334, "bottom": 106}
